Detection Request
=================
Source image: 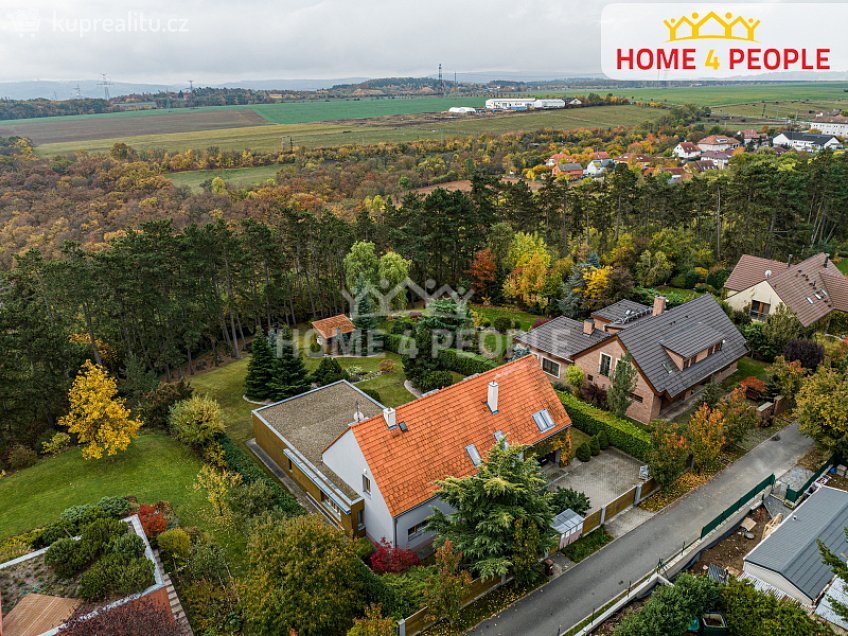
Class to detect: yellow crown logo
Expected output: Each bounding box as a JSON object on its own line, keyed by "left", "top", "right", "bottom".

{"left": 664, "top": 11, "right": 760, "bottom": 42}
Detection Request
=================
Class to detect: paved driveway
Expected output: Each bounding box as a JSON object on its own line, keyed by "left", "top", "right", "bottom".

{"left": 468, "top": 423, "right": 812, "bottom": 636}
{"left": 546, "top": 448, "right": 643, "bottom": 514}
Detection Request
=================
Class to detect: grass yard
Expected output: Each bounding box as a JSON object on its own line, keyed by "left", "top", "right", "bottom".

{"left": 35, "top": 105, "right": 660, "bottom": 155}
{"left": 168, "top": 163, "right": 281, "bottom": 192}
{"left": 836, "top": 258, "right": 848, "bottom": 276}
{"left": 562, "top": 526, "right": 613, "bottom": 563}
{"left": 0, "top": 432, "right": 248, "bottom": 570}
{"left": 722, "top": 356, "right": 769, "bottom": 389}
{"left": 472, "top": 304, "right": 541, "bottom": 332}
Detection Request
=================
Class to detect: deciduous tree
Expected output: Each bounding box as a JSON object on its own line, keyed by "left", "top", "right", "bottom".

{"left": 687, "top": 403, "right": 726, "bottom": 473}
{"left": 797, "top": 366, "right": 848, "bottom": 456}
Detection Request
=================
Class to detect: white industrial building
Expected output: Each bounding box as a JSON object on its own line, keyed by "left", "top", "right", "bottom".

{"left": 484, "top": 98, "right": 567, "bottom": 111}
{"left": 805, "top": 116, "right": 848, "bottom": 137}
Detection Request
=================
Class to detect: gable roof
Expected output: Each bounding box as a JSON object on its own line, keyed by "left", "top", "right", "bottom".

{"left": 697, "top": 134, "right": 740, "bottom": 147}
{"left": 312, "top": 314, "right": 356, "bottom": 339}
{"left": 557, "top": 162, "right": 584, "bottom": 172}
{"left": 776, "top": 131, "right": 839, "bottom": 145}
{"left": 768, "top": 253, "right": 847, "bottom": 326}
{"left": 676, "top": 141, "right": 699, "bottom": 152}
{"left": 745, "top": 486, "right": 848, "bottom": 601}
{"left": 724, "top": 254, "right": 790, "bottom": 291}
{"left": 616, "top": 295, "right": 747, "bottom": 397}
{"left": 514, "top": 315, "right": 611, "bottom": 362}
{"left": 591, "top": 299, "right": 652, "bottom": 325}
{"left": 349, "top": 356, "right": 571, "bottom": 517}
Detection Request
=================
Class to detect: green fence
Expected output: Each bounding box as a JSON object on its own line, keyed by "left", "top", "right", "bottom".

{"left": 700, "top": 473, "right": 775, "bottom": 539}
{"left": 785, "top": 456, "right": 838, "bottom": 504}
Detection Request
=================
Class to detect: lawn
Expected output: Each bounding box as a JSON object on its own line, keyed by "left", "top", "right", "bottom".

{"left": 0, "top": 432, "right": 248, "bottom": 569}
{"left": 189, "top": 349, "right": 415, "bottom": 442}
{"left": 168, "top": 163, "right": 281, "bottom": 192}
{"left": 836, "top": 258, "right": 848, "bottom": 276}
{"left": 472, "top": 304, "right": 541, "bottom": 332}
{"left": 722, "top": 356, "right": 769, "bottom": 389}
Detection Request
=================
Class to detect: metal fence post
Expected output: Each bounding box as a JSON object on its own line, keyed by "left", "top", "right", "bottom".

{"left": 397, "top": 618, "right": 406, "bottom": 636}
{"left": 634, "top": 482, "right": 643, "bottom": 505}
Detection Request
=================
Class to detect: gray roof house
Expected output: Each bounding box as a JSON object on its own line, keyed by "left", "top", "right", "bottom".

{"left": 743, "top": 486, "right": 848, "bottom": 608}
{"left": 515, "top": 294, "right": 748, "bottom": 423}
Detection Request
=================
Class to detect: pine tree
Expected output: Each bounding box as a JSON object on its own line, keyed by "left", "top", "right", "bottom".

{"left": 607, "top": 353, "right": 637, "bottom": 418}
{"left": 312, "top": 357, "right": 349, "bottom": 386}
{"left": 268, "top": 327, "right": 310, "bottom": 401}
{"left": 244, "top": 332, "right": 274, "bottom": 400}
{"left": 351, "top": 273, "right": 380, "bottom": 356}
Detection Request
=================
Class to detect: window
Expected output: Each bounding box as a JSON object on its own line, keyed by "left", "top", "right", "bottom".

{"left": 320, "top": 493, "right": 342, "bottom": 519}
{"left": 494, "top": 430, "right": 508, "bottom": 447}
{"left": 407, "top": 519, "right": 430, "bottom": 540}
{"left": 532, "top": 409, "right": 555, "bottom": 432}
{"left": 599, "top": 353, "right": 612, "bottom": 377}
{"left": 630, "top": 393, "right": 643, "bottom": 403}
{"left": 362, "top": 474, "right": 371, "bottom": 496}
{"left": 357, "top": 510, "right": 364, "bottom": 529}
{"left": 466, "top": 443, "right": 482, "bottom": 466}
{"left": 750, "top": 300, "right": 770, "bottom": 321}
{"left": 587, "top": 374, "right": 594, "bottom": 382}
{"left": 541, "top": 357, "right": 560, "bottom": 377}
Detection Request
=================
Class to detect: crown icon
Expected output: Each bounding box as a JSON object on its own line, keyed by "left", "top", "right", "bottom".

{"left": 664, "top": 11, "right": 760, "bottom": 42}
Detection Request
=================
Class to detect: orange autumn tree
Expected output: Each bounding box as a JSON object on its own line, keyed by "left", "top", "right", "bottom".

{"left": 60, "top": 360, "right": 142, "bottom": 460}
{"left": 467, "top": 248, "right": 497, "bottom": 301}
{"left": 686, "top": 403, "right": 726, "bottom": 473}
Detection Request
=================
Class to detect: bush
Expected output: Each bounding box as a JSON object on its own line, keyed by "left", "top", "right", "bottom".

{"left": 355, "top": 537, "right": 375, "bottom": 562}
{"left": 33, "top": 520, "right": 76, "bottom": 548}
{"left": 549, "top": 487, "right": 591, "bottom": 515}
{"left": 784, "top": 338, "right": 825, "bottom": 371}
{"left": 137, "top": 504, "right": 167, "bottom": 539}
{"left": 383, "top": 333, "right": 415, "bottom": 354}
{"left": 370, "top": 538, "right": 420, "bottom": 574}
{"left": 580, "top": 383, "right": 607, "bottom": 409}
{"left": 740, "top": 376, "right": 766, "bottom": 401}
{"left": 576, "top": 443, "right": 592, "bottom": 462}
{"left": 139, "top": 381, "right": 194, "bottom": 429}
{"left": 61, "top": 597, "right": 179, "bottom": 636}
{"left": 513, "top": 319, "right": 522, "bottom": 330}
{"left": 45, "top": 538, "right": 87, "bottom": 578}
{"left": 6, "top": 444, "right": 37, "bottom": 470}
{"left": 158, "top": 528, "right": 191, "bottom": 565}
{"left": 185, "top": 542, "right": 229, "bottom": 582}
{"left": 418, "top": 370, "right": 454, "bottom": 392}
{"left": 437, "top": 348, "right": 497, "bottom": 376}
{"left": 379, "top": 358, "right": 396, "bottom": 374}
{"left": 60, "top": 504, "right": 98, "bottom": 526}
{"left": 360, "top": 387, "right": 382, "bottom": 403}
{"left": 565, "top": 365, "right": 585, "bottom": 393}
{"left": 589, "top": 436, "right": 601, "bottom": 456}
{"left": 311, "top": 357, "right": 349, "bottom": 386}
{"left": 493, "top": 316, "right": 512, "bottom": 333}
{"left": 168, "top": 395, "right": 225, "bottom": 447}
{"left": 701, "top": 379, "right": 725, "bottom": 408}
{"left": 41, "top": 432, "right": 71, "bottom": 456}
{"left": 80, "top": 517, "right": 128, "bottom": 555}
{"left": 596, "top": 430, "right": 609, "bottom": 449}
{"left": 226, "top": 479, "right": 279, "bottom": 523}
{"left": 80, "top": 552, "right": 154, "bottom": 601}
{"left": 557, "top": 391, "right": 652, "bottom": 462}
{"left": 97, "top": 496, "right": 132, "bottom": 518}
{"left": 217, "top": 435, "right": 304, "bottom": 517}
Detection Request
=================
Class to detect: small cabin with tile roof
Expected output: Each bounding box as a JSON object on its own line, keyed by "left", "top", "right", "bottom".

{"left": 311, "top": 314, "right": 356, "bottom": 354}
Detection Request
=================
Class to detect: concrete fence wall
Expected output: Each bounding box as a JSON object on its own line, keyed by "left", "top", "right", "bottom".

{"left": 583, "top": 477, "right": 658, "bottom": 534}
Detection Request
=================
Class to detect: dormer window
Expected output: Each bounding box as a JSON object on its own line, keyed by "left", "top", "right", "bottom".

{"left": 465, "top": 443, "right": 482, "bottom": 467}
{"left": 532, "top": 409, "right": 555, "bottom": 432}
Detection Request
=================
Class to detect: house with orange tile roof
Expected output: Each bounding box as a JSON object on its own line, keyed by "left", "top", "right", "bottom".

{"left": 724, "top": 252, "right": 848, "bottom": 327}
{"left": 311, "top": 314, "right": 356, "bottom": 354}
{"left": 251, "top": 356, "right": 572, "bottom": 549}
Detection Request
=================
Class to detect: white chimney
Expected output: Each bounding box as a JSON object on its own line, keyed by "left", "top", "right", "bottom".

{"left": 652, "top": 296, "right": 667, "bottom": 317}
{"left": 487, "top": 381, "right": 499, "bottom": 413}
{"left": 383, "top": 407, "right": 397, "bottom": 430}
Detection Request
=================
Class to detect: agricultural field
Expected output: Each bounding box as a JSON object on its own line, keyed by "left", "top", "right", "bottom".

{"left": 36, "top": 104, "right": 660, "bottom": 156}
{"left": 168, "top": 163, "right": 281, "bottom": 191}
{"left": 600, "top": 82, "right": 848, "bottom": 108}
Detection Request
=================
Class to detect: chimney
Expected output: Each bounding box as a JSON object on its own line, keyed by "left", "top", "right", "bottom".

{"left": 583, "top": 319, "right": 594, "bottom": 335}
{"left": 487, "top": 381, "right": 499, "bottom": 413}
{"left": 824, "top": 253, "right": 830, "bottom": 268}
{"left": 652, "top": 296, "right": 667, "bottom": 317}
{"left": 383, "top": 407, "right": 397, "bottom": 430}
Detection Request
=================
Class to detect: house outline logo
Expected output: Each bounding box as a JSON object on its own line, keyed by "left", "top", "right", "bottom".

{"left": 663, "top": 10, "right": 760, "bottom": 43}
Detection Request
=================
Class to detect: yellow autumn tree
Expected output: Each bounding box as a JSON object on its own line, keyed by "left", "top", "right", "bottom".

{"left": 59, "top": 360, "right": 142, "bottom": 460}
{"left": 502, "top": 232, "right": 552, "bottom": 310}
{"left": 582, "top": 265, "right": 612, "bottom": 311}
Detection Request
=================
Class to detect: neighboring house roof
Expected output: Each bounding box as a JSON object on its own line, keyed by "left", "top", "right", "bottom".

{"left": 724, "top": 254, "right": 790, "bottom": 291}
{"left": 592, "top": 151, "right": 610, "bottom": 160}
{"left": 514, "top": 315, "right": 610, "bottom": 362}
{"left": 591, "top": 299, "right": 651, "bottom": 325}
{"left": 616, "top": 295, "right": 747, "bottom": 398}
{"left": 822, "top": 270, "right": 848, "bottom": 312}
{"left": 745, "top": 486, "right": 848, "bottom": 602}
{"left": 557, "top": 162, "right": 584, "bottom": 172}
{"left": 768, "top": 253, "right": 847, "bottom": 327}
{"left": 775, "top": 131, "right": 839, "bottom": 146}
{"left": 687, "top": 160, "right": 716, "bottom": 172}
{"left": 697, "top": 134, "right": 740, "bottom": 147}
{"left": 255, "top": 381, "right": 385, "bottom": 499}
{"left": 738, "top": 129, "right": 764, "bottom": 139}
{"left": 312, "top": 314, "right": 356, "bottom": 339}
{"left": 676, "top": 141, "right": 699, "bottom": 152}
{"left": 350, "top": 356, "right": 571, "bottom": 517}
{"left": 701, "top": 150, "right": 733, "bottom": 161}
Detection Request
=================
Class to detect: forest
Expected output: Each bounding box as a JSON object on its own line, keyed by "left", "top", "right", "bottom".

{"left": 2, "top": 107, "right": 848, "bottom": 450}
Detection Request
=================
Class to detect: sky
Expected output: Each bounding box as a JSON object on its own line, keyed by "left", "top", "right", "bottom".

{"left": 0, "top": 0, "right": 828, "bottom": 85}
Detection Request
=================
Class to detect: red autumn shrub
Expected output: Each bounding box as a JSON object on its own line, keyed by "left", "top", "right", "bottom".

{"left": 138, "top": 503, "right": 167, "bottom": 538}
{"left": 369, "top": 538, "right": 420, "bottom": 574}
{"left": 60, "top": 597, "right": 177, "bottom": 636}
{"left": 739, "top": 376, "right": 766, "bottom": 400}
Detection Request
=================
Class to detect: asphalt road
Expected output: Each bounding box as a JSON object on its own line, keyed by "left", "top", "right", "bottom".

{"left": 468, "top": 423, "right": 812, "bottom": 636}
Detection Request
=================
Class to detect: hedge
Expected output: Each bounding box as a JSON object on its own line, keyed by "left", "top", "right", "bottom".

{"left": 217, "top": 435, "right": 304, "bottom": 517}
{"left": 383, "top": 334, "right": 415, "bottom": 354}
{"left": 556, "top": 391, "right": 651, "bottom": 462}
{"left": 437, "top": 348, "right": 498, "bottom": 376}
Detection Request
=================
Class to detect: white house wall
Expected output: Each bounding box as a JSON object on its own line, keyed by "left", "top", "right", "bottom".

{"left": 323, "top": 428, "right": 394, "bottom": 545}
{"left": 725, "top": 280, "right": 784, "bottom": 317}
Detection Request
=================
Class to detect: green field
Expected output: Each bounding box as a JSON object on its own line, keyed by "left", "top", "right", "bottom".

{"left": 36, "top": 105, "right": 660, "bottom": 155}
{"left": 600, "top": 82, "right": 848, "bottom": 108}
{"left": 168, "top": 164, "right": 281, "bottom": 191}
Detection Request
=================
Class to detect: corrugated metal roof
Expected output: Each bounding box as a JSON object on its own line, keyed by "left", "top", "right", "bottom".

{"left": 514, "top": 316, "right": 610, "bottom": 361}
{"left": 745, "top": 487, "right": 848, "bottom": 601}
{"left": 617, "top": 295, "right": 747, "bottom": 397}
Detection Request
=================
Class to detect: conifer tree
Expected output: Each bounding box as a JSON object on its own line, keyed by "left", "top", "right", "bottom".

{"left": 268, "top": 327, "right": 310, "bottom": 401}
{"left": 351, "top": 273, "right": 381, "bottom": 356}
{"left": 244, "top": 332, "right": 274, "bottom": 400}
{"left": 312, "top": 357, "right": 349, "bottom": 386}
